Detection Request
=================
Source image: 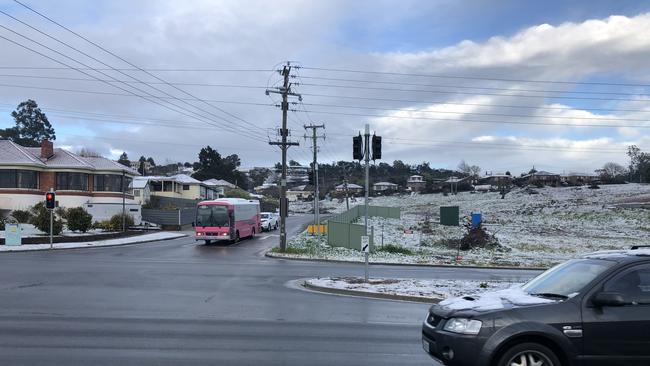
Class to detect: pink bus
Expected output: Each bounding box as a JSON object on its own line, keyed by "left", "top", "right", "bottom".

{"left": 194, "top": 198, "right": 260, "bottom": 244}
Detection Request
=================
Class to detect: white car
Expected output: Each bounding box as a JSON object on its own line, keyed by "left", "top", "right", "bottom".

{"left": 260, "top": 212, "right": 278, "bottom": 231}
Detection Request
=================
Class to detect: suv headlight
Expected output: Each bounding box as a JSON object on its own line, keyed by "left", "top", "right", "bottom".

{"left": 443, "top": 318, "right": 482, "bottom": 335}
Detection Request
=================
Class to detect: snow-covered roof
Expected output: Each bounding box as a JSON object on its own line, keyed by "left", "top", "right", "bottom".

{"left": 202, "top": 178, "right": 236, "bottom": 188}
{"left": 130, "top": 177, "right": 149, "bottom": 189}
{"left": 533, "top": 171, "right": 559, "bottom": 176}
{"left": 336, "top": 183, "right": 363, "bottom": 189}
{"left": 562, "top": 172, "right": 597, "bottom": 177}
{"left": 373, "top": 181, "right": 397, "bottom": 186}
{"left": 0, "top": 140, "right": 138, "bottom": 175}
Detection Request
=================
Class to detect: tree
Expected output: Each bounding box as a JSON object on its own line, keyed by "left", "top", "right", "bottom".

{"left": 0, "top": 99, "right": 56, "bottom": 146}
{"left": 117, "top": 152, "right": 130, "bottom": 167}
{"left": 249, "top": 167, "right": 272, "bottom": 188}
{"left": 77, "top": 148, "right": 101, "bottom": 157}
{"left": 457, "top": 160, "right": 470, "bottom": 174}
{"left": 191, "top": 146, "right": 245, "bottom": 187}
{"left": 146, "top": 157, "right": 156, "bottom": 166}
{"left": 627, "top": 145, "right": 650, "bottom": 183}
{"left": 289, "top": 160, "right": 301, "bottom": 166}
{"left": 596, "top": 162, "right": 627, "bottom": 184}
{"left": 184, "top": 162, "right": 192, "bottom": 168}
{"left": 137, "top": 156, "right": 147, "bottom": 175}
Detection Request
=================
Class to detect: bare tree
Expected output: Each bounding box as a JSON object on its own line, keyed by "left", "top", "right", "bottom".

{"left": 595, "top": 162, "right": 627, "bottom": 183}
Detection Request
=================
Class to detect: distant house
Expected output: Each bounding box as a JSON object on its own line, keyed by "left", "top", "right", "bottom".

{"left": 137, "top": 174, "right": 220, "bottom": 201}
{"left": 202, "top": 178, "right": 237, "bottom": 190}
{"left": 129, "top": 160, "right": 152, "bottom": 174}
{"left": 130, "top": 178, "right": 151, "bottom": 205}
{"left": 561, "top": 172, "right": 597, "bottom": 186}
{"left": 522, "top": 171, "right": 561, "bottom": 186}
{"left": 373, "top": 181, "right": 398, "bottom": 194}
{"left": 0, "top": 140, "right": 138, "bottom": 211}
{"left": 479, "top": 174, "right": 513, "bottom": 190}
{"left": 406, "top": 175, "right": 426, "bottom": 192}
{"left": 287, "top": 185, "right": 311, "bottom": 202}
{"left": 335, "top": 183, "right": 363, "bottom": 196}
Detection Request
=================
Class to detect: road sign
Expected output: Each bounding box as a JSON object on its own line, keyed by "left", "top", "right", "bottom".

{"left": 361, "top": 235, "right": 369, "bottom": 253}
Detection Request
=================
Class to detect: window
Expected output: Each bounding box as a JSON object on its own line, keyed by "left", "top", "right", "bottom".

{"left": 133, "top": 189, "right": 140, "bottom": 196}
{"left": 56, "top": 172, "right": 89, "bottom": 191}
{"left": 93, "top": 174, "right": 131, "bottom": 192}
{"left": 522, "top": 258, "right": 615, "bottom": 297}
{"left": 604, "top": 264, "right": 650, "bottom": 305}
{"left": 183, "top": 184, "right": 190, "bottom": 191}
{"left": 0, "top": 169, "right": 38, "bottom": 189}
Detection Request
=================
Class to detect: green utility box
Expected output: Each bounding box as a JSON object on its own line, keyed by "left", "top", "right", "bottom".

{"left": 440, "top": 206, "right": 460, "bottom": 226}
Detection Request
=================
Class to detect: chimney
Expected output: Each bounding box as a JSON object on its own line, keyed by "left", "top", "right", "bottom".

{"left": 40, "top": 139, "right": 54, "bottom": 159}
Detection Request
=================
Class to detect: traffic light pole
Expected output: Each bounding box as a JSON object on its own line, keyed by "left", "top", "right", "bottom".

{"left": 364, "top": 123, "right": 370, "bottom": 282}
{"left": 48, "top": 188, "right": 54, "bottom": 249}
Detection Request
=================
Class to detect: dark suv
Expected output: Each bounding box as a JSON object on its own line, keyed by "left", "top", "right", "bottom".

{"left": 422, "top": 246, "right": 650, "bottom": 366}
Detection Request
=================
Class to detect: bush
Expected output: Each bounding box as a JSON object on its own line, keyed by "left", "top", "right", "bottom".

{"left": 0, "top": 217, "right": 5, "bottom": 231}
{"left": 30, "top": 202, "right": 63, "bottom": 235}
{"left": 65, "top": 207, "right": 93, "bottom": 233}
{"left": 11, "top": 209, "right": 32, "bottom": 223}
{"left": 224, "top": 188, "right": 251, "bottom": 199}
{"left": 377, "top": 244, "right": 414, "bottom": 255}
{"left": 108, "top": 214, "right": 134, "bottom": 231}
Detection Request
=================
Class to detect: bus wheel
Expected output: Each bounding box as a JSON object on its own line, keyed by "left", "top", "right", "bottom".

{"left": 204, "top": 240, "right": 212, "bottom": 245}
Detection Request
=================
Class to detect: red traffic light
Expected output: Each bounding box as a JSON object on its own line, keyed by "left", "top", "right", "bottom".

{"left": 45, "top": 192, "right": 56, "bottom": 209}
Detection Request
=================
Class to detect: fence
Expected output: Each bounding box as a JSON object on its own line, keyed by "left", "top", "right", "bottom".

{"left": 142, "top": 208, "right": 195, "bottom": 230}
{"left": 327, "top": 205, "right": 400, "bottom": 252}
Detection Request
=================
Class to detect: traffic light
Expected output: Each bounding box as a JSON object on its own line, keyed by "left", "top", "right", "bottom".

{"left": 372, "top": 134, "right": 382, "bottom": 160}
{"left": 45, "top": 192, "right": 56, "bottom": 209}
{"left": 353, "top": 134, "right": 363, "bottom": 160}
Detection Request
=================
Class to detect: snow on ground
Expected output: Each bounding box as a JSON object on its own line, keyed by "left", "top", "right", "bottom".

{"left": 306, "top": 277, "right": 521, "bottom": 301}
{"left": 0, "top": 232, "right": 186, "bottom": 252}
{"left": 283, "top": 184, "right": 650, "bottom": 267}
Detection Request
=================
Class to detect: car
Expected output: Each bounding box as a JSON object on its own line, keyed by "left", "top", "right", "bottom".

{"left": 422, "top": 246, "right": 650, "bottom": 366}
{"left": 260, "top": 212, "right": 278, "bottom": 231}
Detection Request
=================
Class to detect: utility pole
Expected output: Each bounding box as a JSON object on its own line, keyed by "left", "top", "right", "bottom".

{"left": 122, "top": 170, "right": 126, "bottom": 232}
{"left": 304, "top": 124, "right": 325, "bottom": 236}
{"left": 267, "top": 62, "right": 301, "bottom": 252}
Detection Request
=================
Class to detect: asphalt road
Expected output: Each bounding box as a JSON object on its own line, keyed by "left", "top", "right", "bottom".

{"left": 0, "top": 214, "right": 540, "bottom": 366}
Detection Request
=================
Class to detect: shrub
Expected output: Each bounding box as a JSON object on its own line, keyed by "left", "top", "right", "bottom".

{"left": 65, "top": 207, "right": 93, "bottom": 233}
{"left": 225, "top": 188, "right": 251, "bottom": 199}
{"left": 108, "top": 214, "right": 134, "bottom": 231}
{"left": 0, "top": 217, "right": 5, "bottom": 231}
{"left": 11, "top": 209, "right": 32, "bottom": 223}
{"left": 377, "top": 244, "right": 414, "bottom": 255}
{"left": 30, "top": 202, "right": 63, "bottom": 235}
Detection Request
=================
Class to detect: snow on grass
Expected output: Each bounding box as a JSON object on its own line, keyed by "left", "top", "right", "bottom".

{"left": 283, "top": 184, "right": 650, "bottom": 267}
{"left": 0, "top": 232, "right": 186, "bottom": 252}
{"left": 306, "top": 277, "right": 521, "bottom": 301}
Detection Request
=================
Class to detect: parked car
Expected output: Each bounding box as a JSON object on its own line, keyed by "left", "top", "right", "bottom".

{"left": 260, "top": 212, "right": 278, "bottom": 231}
{"left": 422, "top": 246, "right": 650, "bottom": 366}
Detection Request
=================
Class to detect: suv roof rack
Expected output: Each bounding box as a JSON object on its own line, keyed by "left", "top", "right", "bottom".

{"left": 631, "top": 245, "right": 650, "bottom": 250}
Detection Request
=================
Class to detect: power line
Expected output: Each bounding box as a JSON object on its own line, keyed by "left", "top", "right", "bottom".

{"left": 2, "top": 5, "right": 270, "bottom": 142}
{"left": 297, "top": 75, "right": 648, "bottom": 97}
{"left": 0, "top": 66, "right": 273, "bottom": 72}
{"left": 300, "top": 92, "right": 650, "bottom": 114}
{"left": 297, "top": 82, "right": 649, "bottom": 102}
{"left": 300, "top": 102, "right": 650, "bottom": 123}
{"left": 0, "top": 27, "right": 269, "bottom": 142}
{"left": 325, "top": 133, "right": 628, "bottom": 153}
{"left": 294, "top": 109, "right": 650, "bottom": 129}
{"left": 299, "top": 66, "right": 650, "bottom": 89}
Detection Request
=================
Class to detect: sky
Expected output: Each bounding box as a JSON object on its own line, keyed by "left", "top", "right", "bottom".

{"left": 1, "top": 0, "right": 650, "bottom": 175}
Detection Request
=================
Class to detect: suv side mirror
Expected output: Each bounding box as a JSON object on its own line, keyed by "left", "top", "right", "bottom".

{"left": 592, "top": 292, "right": 626, "bottom": 307}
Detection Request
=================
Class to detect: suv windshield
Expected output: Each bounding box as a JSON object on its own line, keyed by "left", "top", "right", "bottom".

{"left": 522, "top": 258, "right": 616, "bottom": 298}
{"left": 261, "top": 213, "right": 269, "bottom": 219}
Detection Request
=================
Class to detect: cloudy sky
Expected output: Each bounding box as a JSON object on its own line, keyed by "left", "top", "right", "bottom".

{"left": 1, "top": 0, "right": 650, "bottom": 175}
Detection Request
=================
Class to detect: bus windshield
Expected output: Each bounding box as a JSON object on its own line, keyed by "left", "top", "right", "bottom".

{"left": 196, "top": 205, "right": 229, "bottom": 227}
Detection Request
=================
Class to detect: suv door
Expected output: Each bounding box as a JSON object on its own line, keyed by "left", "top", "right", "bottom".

{"left": 581, "top": 262, "right": 650, "bottom": 365}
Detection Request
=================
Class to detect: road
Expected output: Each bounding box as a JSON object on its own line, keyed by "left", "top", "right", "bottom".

{"left": 0, "top": 214, "right": 540, "bottom": 366}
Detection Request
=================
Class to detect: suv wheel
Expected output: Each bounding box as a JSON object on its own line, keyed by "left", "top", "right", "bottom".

{"left": 497, "top": 343, "right": 560, "bottom": 366}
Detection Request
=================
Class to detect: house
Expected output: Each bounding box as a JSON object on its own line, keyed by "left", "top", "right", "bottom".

{"left": 523, "top": 171, "right": 561, "bottom": 186}
{"left": 130, "top": 178, "right": 151, "bottom": 205}
{"left": 335, "top": 183, "right": 363, "bottom": 196}
{"left": 0, "top": 140, "right": 138, "bottom": 211}
{"left": 286, "top": 185, "right": 311, "bottom": 202}
{"left": 479, "top": 174, "right": 513, "bottom": 190}
{"left": 129, "top": 160, "right": 152, "bottom": 174}
{"left": 373, "top": 181, "right": 398, "bottom": 195}
{"left": 406, "top": 175, "right": 426, "bottom": 192}
{"left": 137, "top": 174, "right": 221, "bottom": 201}
{"left": 202, "top": 178, "right": 237, "bottom": 190}
{"left": 561, "top": 172, "right": 597, "bottom": 186}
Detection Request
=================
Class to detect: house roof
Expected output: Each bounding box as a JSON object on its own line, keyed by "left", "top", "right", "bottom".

{"left": 130, "top": 177, "right": 149, "bottom": 189}
{"left": 202, "top": 178, "right": 236, "bottom": 188}
{"left": 0, "top": 140, "right": 138, "bottom": 174}
{"left": 336, "top": 183, "right": 363, "bottom": 189}
{"left": 138, "top": 174, "right": 202, "bottom": 185}
{"left": 533, "top": 170, "right": 559, "bottom": 176}
{"left": 562, "top": 172, "right": 596, "bottom": 177}
{"left": 373, "top": 181, "right": 397, "bottom": 186}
